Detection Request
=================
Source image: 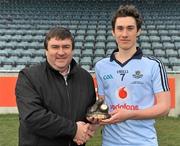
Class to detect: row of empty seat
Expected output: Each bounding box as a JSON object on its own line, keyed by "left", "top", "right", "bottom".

{"left": 0, "top": 0, "right": 180, "bottom": 71}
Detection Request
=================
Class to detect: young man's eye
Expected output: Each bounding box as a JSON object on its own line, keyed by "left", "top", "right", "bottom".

{"left": 117, "top": 27, "right": 123, "bottom": 31}
{"left": 127, "top": 27, "right": 134, "bottom": 31}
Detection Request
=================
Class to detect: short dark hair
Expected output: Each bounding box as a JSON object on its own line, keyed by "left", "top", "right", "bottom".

{"left": 111, "top": 4, "right": 143, "bottom": 31}
{"left": 44, "top": 26, "right": 74, "bottom": 50}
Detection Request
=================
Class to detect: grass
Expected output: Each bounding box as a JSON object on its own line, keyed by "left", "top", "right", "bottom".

{"left": 0, "top": 114, "right": 180, "bottom": 146}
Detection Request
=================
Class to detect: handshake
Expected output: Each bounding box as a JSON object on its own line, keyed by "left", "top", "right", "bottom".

{"left": 73, "top": 121, "right": 98, "bottom": 145}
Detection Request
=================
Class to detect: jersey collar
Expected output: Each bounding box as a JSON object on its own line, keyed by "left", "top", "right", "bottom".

{"left": 110, "top": 47, "right": 143, "bottom": 67}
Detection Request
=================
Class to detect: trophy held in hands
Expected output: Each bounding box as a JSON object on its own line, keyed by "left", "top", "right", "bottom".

{"left": 86, "top": 98, "right": 111, "bottom": 121}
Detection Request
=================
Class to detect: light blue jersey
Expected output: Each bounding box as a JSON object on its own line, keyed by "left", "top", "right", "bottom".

{"left": 95, "top": 48, "right": 169, "bottom": 146}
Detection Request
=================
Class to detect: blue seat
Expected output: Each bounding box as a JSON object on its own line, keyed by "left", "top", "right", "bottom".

{"left": 76, "top": 30, "right": 86, "bottom": 35}
{"left": 171, "top": 36, "right": 180, "bottom": 42}
{"left": 73, "top": 49, "right": 81, "bottom": 57}
{"left": 163, "top": 42, "right": 175, "bottom": 49}
{"left": 166, "top": 48, "right": 177, "bottom": 57}
{"left": 140, "top": 42, "right": 151, "bottom": 49}
{"left": 0, "top": 64, "right": 13, "bottom": 70}
{"left": 142, "top": 49, "right": 153, "bottom": 56}
{"left": 149, "top": 35, "right": 160, "bottom": 42}
{"left": 75, "top": 42, "right": 83, "bottom": 49}
{"left": 82, "top": 49, "right": 93, "bottom": 57}
{"left": 86, "top": 30, "right": 96, "bottom": 35}
{"left": 80, "top": 56, "right": 92, "bottom": 65}
{"left": 75, "top": 35, "right": 84, "bottom": 42}
{"left": 97, "top": 30, "right": 106, "bottom": 35}
{"left": 84, "top": 42, "right": 94, "bottom": 49}
{"left": 106, "top": 42, "right": 116, "bottom": 50}
{"left": 159, "top": 30, "right": 169, "bottom": 35}
{"left": 175, "top": 42, "right": 180, "bottom": 49}
{"left": 13, "top": 64, "right": 26, "bottom": 71}
{"left": 95, "top": 42, "right": 105, "bottom": 49}
{"left": 139, "top": 35, "right": 149, "bottom": 42}
{"left": 161, "top": 36, "right": 171, "bottom": 42}
{"left": 85, "top": 35, "right": 95, "bottom": 42}
{"left": 169, "top": 57, "right": 180, "bottom": 66}
{"left": 154, "top": 49, "right": 166, "bottom": 57}
{"left": 96, "top": 35, "right": 106, "bottom": 42}
{"left": 94, "top": 49, "right": 105, "bottom": 57}
{"left": 152, "top": 42, "right": 163, "bottom": 49}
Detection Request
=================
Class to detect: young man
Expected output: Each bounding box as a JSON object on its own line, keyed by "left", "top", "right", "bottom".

{"left": 95, "top": 4, "right": 171, "bottom": 146}
{"left": 15, "top": 27, "right": 96, "bottom": 146}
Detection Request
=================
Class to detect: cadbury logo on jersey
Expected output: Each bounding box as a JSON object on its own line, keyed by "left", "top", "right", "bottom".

{"left": 132, "top": 70, "right": 143, "bottom": 79}
{"left": 103, "top": 74, "right": 113, "bottom": 80}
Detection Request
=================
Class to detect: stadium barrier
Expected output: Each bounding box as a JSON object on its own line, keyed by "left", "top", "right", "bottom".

{"left": 0, "top": 72, "right": 179, "bottom": 117}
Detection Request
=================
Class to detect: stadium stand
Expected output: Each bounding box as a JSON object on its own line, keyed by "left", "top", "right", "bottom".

{"left": 0, "top": 0, "right": 180, "bottom": 71}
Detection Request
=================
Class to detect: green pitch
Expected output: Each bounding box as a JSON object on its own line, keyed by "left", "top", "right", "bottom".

{"left": 0, "top": 114, "right": 180, "bottom": 146}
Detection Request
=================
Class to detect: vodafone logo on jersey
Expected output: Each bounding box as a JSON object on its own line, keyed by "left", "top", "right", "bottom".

{"left": 118, "top": 87, "right": 127, "bottom": 99}
{"left": 116, "top": 86, "right": 128, "bottom": 100}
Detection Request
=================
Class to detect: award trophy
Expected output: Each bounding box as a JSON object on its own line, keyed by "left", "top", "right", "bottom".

{"left": 86, "top": 98, "right": 111, "bottom": 121}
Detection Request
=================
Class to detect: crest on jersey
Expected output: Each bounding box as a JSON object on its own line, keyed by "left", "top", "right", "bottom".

{"left": 132, "top": 70, "right": 143, "bottom": 79}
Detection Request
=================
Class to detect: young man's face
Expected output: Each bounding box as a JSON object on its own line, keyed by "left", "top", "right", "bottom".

{"left": 112, "top": 16, "right": 140, "bottom": 51}
{"left": 45, "top": 37, "right": 73, "bottom": 72}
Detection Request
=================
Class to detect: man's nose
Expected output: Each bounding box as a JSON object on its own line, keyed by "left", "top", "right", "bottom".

{"left": 57, "top": 48, "right": 65, "bottom": 55}
{"left": 122, "top": 30, "right": 128, "bottom": 37}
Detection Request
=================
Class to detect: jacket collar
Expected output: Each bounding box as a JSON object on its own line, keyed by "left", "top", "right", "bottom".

{"left": 46, "top": 59, "right": 78, "bottom": 76}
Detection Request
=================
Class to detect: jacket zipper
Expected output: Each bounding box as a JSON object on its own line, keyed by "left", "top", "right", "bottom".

{"left": 64, "top": 77, "right": 72, "bottom": 146}
{"left": 64, "top": 77, "right": 71, "bottom": 117}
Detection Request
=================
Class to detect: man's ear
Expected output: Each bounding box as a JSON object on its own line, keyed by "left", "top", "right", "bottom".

{"left": 112, "top": 30, "right": 115, "bottom": 37}
{"left": 137, "top": 29, "right": 141, "bottom": 36}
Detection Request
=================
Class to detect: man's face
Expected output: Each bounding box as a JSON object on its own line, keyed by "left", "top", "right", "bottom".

{"left": 46, "top": 37, "right": 73, "bottom": 72}
{"left": 112, "top": 16, "right": 140, "bottom": 50}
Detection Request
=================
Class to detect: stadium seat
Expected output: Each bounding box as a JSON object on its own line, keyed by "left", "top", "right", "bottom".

{"left": 82, "top": 49, "right": 93, "bottom": 57}
{"left": 80, "top": 56, "right": 92, "bottom": 65}
{"left": 166, "top": 49, "right": 178, "bottom": 57}
{"left": 152, "top": 42, "right": 163, "bottom": 49}
{"left": 154, "top": 49, "right": 166, "bottom": 57}
{"left": 142, "top": 49, "right": 153, "bottom": 56}
{"left": 140, "top": 42, "right": 151, "bottom": 50}
{"left": 95, "top": 42, "right": 106, "bottom": 49}
{"left": 149, "top": 35, "right": 160, "bottom": 42}
{"left": 85, "top": 35, "right": 95, "bottom": 42}
{"left": 0, "top": 0, "right": 179, "bottom": 71}
{"left": 73, "top": 49, "right": 81, "bottom": 57}
{"left": 94, "top": 49, "right": 105, "bottom": 57}
{"left": 96, "top": 35, "right": 106, "bottom": 42}
{"left": 75, "top": 35, "right": 84, "bottom": 42}
{"left": 84, "top": 42, "right": 94, "bottom": 49}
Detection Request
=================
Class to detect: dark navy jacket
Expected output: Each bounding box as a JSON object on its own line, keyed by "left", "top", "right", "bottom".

{"left": 15, "top": 59, "right": 96, "bottom": 146}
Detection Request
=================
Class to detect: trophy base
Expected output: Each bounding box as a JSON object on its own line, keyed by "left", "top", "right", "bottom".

{"left": 86, "top": 112, "right": 111, "bottom": 120}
